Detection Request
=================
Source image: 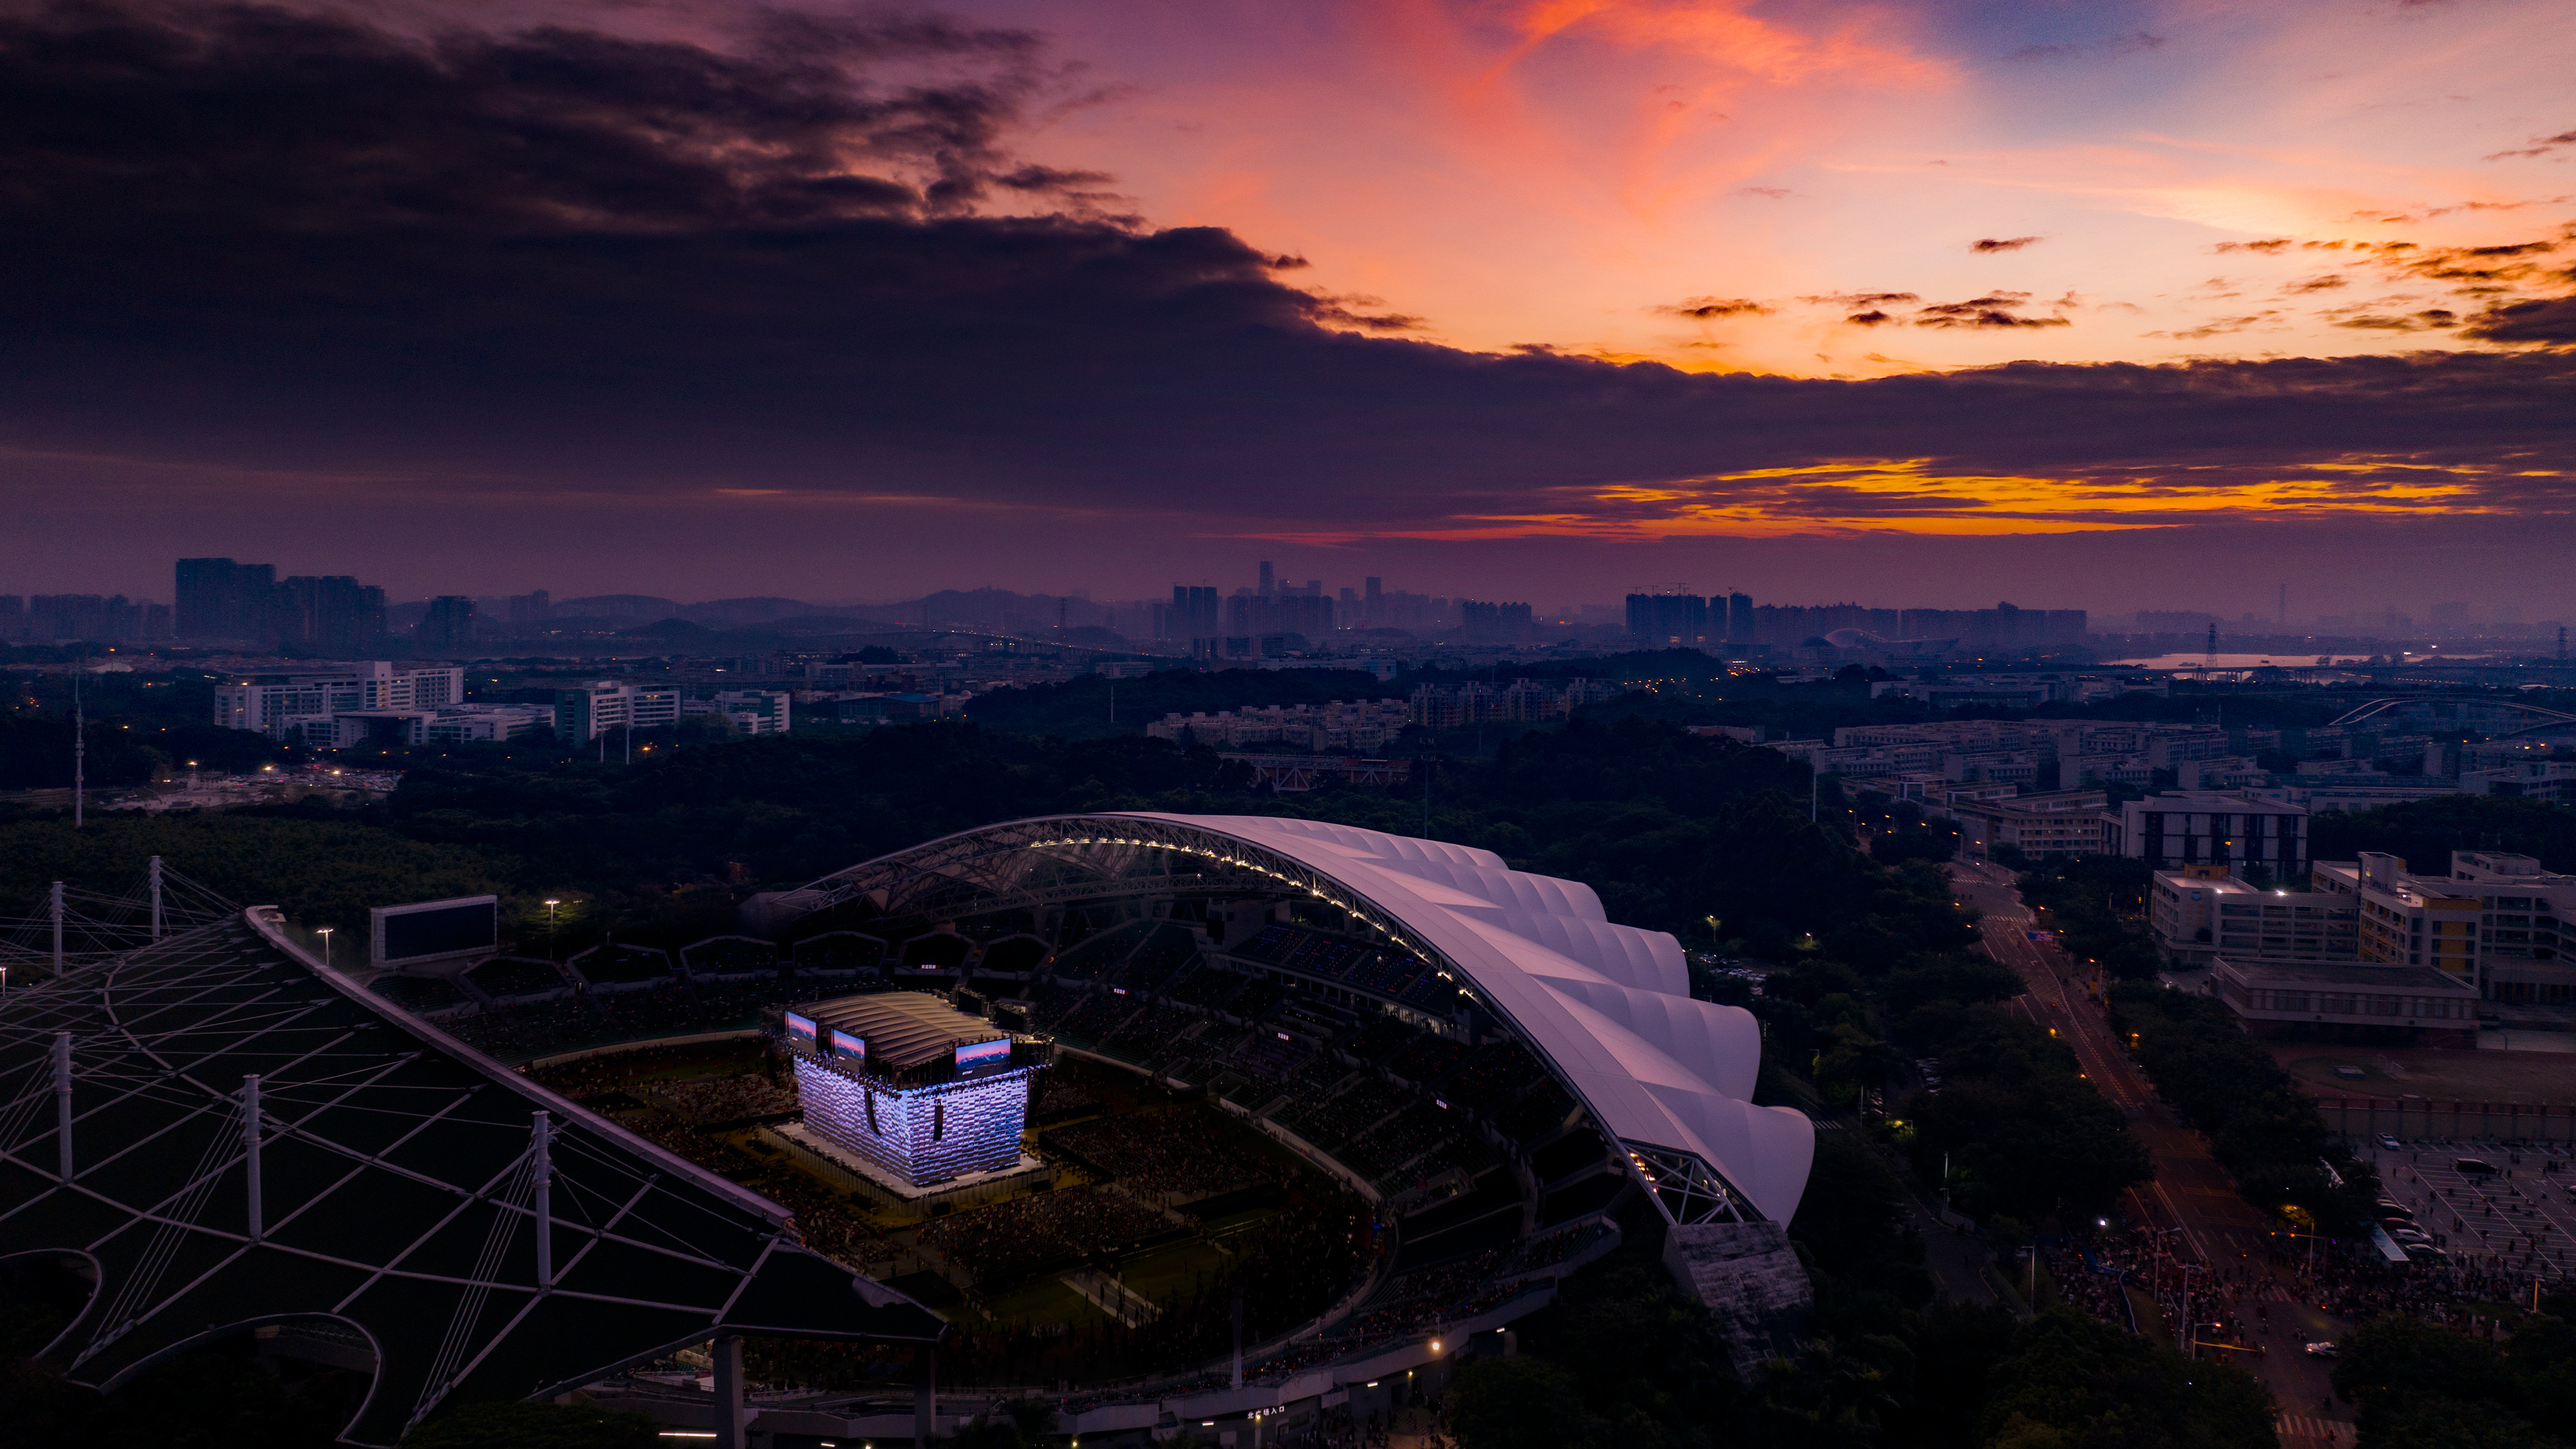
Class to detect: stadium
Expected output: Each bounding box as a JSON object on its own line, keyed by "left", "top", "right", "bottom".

{"left": 0, "top": 814, "right": 1811, "bottom": 1446}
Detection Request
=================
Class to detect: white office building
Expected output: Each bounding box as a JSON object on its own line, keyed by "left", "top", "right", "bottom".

{"left": 215, "top": 662, "right": 466, "bottom": 738}
{"left": 555, "top": 681, "right": 685, "bottom": 742}
{"left": 2101, "top": 791, "right": 2310, "bottom": 879}
{"left": 714, "top": 689, "right": 792, "bottom": 736}
{"left": 2313, "top": 850, "right": 2576, "bottom": 1003}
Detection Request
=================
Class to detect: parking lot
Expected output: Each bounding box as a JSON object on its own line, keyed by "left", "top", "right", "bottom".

{"left": 2361, "top": 1138, "right": 2576, "bottom": 1284}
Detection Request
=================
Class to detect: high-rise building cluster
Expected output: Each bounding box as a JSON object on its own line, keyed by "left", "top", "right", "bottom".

{"left": 0, "top": 593, "right": 170, "bottom": 642}
{"left": 177, "top": 558, "right": 391, "bottom": 650}
{"left": 1153, "top": 564, "right": 1536, "bottom": 656}
{"left": 1625, "top": 590, "right": 2085, "bottom": 650}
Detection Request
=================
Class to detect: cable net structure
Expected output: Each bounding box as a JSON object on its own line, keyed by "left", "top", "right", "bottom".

{"left": 0, "top": 903, "right": 945, "bottom": 1446}
{"left": 0, "top": 857, "right": 239, "bottom": 984}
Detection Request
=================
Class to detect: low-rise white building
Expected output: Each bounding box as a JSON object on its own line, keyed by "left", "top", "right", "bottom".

{"left": 2311, "top": 850, "right": 2576, "bottom": 1003}
{"left": 715, "top": 689, "right": 792, "bottom": 736}
{"left": 2149, "top": 867, "right": 2360, "bottom": 969}
{"left": 555, "top": 680, "right": 684, "bottom": 741}
{"left": 1946, "top": 788, "right": 2107, "bottom": 860}
{"left": 1150, "top": 699, "right": 1409, "bottom": 750}
{"left": 2211, "top": 957, "right": 2480, "bottom": 1041}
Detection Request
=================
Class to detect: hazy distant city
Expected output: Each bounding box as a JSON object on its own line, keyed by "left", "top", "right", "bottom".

{"left": 5, "top": 556, "right": 2567, "bottom": 663}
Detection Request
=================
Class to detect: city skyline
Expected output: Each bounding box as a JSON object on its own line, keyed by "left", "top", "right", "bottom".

{"left": 9, "top": 554, "right": 2572, "bottom": 652}
{"left": 0, "top": 0, "right": 2569, "bottom": 618}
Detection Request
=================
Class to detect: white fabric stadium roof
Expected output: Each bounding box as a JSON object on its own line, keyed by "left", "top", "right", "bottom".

{"left": 1121, "top": 814, "right": 1815, "bottom": 1224}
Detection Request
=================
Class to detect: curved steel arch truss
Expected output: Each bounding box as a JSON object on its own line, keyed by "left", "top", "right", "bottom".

{"left": 760, "top": 814, "right": 1813, "bottom": 1229}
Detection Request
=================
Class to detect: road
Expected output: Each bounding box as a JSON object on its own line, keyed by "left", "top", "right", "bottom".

{"left": 1948, "top": 861, "right": 2356, "bottom": 1444}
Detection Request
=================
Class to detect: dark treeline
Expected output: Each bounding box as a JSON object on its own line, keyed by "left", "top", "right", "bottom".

{"left": 1444, "top": 1161, "right": 2271, "bottom": 1449}
{"left": 2109, "top": 982, "right": 2381, "bottom": 1232}
{"left": 2310, "top": 794, "right": 2576, "bottom": 875}
{"left": 2332, "top": 1307, "right": 2576, "bottom": 1449}
{"left": 2, "top": 716, "right": 1949, "bottom": 960}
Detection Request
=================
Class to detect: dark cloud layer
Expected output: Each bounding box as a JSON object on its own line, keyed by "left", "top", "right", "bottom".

{"left": 2, "top": 0, "right": 2573, "bottom": 553}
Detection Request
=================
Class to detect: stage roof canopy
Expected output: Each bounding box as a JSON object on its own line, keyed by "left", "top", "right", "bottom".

{"left": 795, "top": 990, "right": 1008, "bottom": 1071}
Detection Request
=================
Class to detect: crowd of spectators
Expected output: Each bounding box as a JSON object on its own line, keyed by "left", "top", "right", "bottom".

{"left": 572, "top": 943, "right": 675, "bottom": 985}
{"left": 1495, "top": 1084, "right": 1577, "bottom": 1144}
{"left": 1052, "top": 922, "right": 1150, "bottom": 980}
{"left": 790, "top": 933, "right": 886, "bottom": 973}
{"left": 644, "top": 1072, "right": 799, "bottom": 1125}
{"left": 1440, "top": 1042, "right": 1541, "bottom": 1112}
{"left": 1121, "top": 925, "right": 1203, "bottom": 993}
{"left": 682, "top": 976, "right": 788, "bottom": 1023}
{"left": 1345, "top": 1102, "right": 1461, "bottom": 1181}
{"left": 1279, "top": 1077, "right": 1409, "bottom": 1150}
{"left": 1384, "top": 1035, "right": 1467, "bottom": 1086}
{"left": 1101, "top": 1003, "right": 1201, "bottom": 1063}
{"left": 1346, "top": 1017, "right": 1412, "bottom": 1063}
{"left": 468, "top": 956, "right": 572, "bottom": 998}
{"left": 446, "top": 996, "right": 602, "bottom": 1059}
{"left": 1166, "top": 966, "right": 1247, "bottom": 1010}
{"left": 915, "top": 1186, "right": 1173, "bottom": 1287}
{"left": 1033, "top": 1069, "right": 1106, "bottom": 1120}
{"left": 682, "top": 938, "right": 781, "bottom": 975}
{"left": 529, "top": 1041, "right": 767, "bottom": 1098}
{"left": 608, "top": 1104, "right": 763, "bottom": 1176}
{"left": 761, "top": 1170, "right": 898, "bottom": 1271}
{"left": 1048, "top": 1110, "right": 1282, "bottom": 1202}
{"left": 1376, "top": 1132, "right": 1499, "bottom": 1195}
{"left": 367, "top": 973, "right": 472, "bottom": 1012}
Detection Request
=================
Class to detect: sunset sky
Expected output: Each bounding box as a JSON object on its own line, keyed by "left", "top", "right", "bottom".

{"left": 1, "top": 0, "right": 2570, "bottom": 615}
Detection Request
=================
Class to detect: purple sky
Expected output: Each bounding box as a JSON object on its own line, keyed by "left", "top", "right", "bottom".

{"left": 1, "top": 0, "right": 2570, "bottom": 618}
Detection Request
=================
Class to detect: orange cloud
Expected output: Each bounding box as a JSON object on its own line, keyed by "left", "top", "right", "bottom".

{"left": 1231, "top": 454, "right": 2528, "bottom": 544}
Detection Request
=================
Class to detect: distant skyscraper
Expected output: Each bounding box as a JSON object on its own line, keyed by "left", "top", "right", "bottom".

{"left": 1625, "top": 592, "right": 1707, "bottom": 646}
{"left": 1725, "top": 592, "right": 1752, "bottom": 642}
{"left": 280, "top": 575, "right": 386, "bottom": 653}
{"left": 418, "top": 596, "right": 476, "bottom": 651}
{"left": 1166, "top": 586, "right": 1220, "bottom": 640}
{"left": 507, "top": 590, "right": 552, "bottom": 629}
{"left": 1258, "top": 561, "right": 1276, "bottom": 596}
{"left": 176, "top": 558, "right": 277, "bottom": 640}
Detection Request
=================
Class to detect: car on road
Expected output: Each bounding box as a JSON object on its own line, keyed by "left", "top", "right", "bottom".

{"left": 2305, "top": 1342, "right": 2338, "bottom": 1357}
{"left": 2377, "top": 1199, "right": 2413, "bottom": 1218}
{"left": 2408, "top": 1244, "right": 2449, "bottom": 1261}
{"left": 2457, "top": 1157, "right": 2499, "bottom": 1175}
{"left": 2391, "top": 1229, "right": 2434, "bottom": 1246}
{"left": 2379, "top": 1135, "right": 2403, "bottom": 1150}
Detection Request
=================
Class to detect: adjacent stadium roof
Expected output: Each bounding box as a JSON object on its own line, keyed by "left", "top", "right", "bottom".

{"left": 0, "top": 907, "right": 944, "bottom": 1447}
{"left": 759, "top": 812, "right": 1814, "bottom": 1227}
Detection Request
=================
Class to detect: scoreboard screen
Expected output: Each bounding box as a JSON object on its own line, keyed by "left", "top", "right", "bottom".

{"left": 371, "top": 896, "right": 499, "bottom": 969}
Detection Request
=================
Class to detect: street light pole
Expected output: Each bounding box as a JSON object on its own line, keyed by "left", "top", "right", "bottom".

{"left": 545, "top": 900, "right": 561, "bottom": 962}
{"left": 316, "top": 927, "right": 334, "bottom": 968}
